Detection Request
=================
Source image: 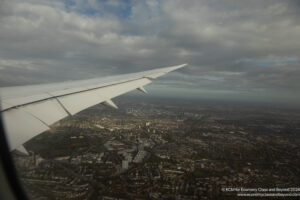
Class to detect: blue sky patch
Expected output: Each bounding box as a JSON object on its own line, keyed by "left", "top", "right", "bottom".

{"left": 63, "top": 0, "right": 132, "bottom": 19}
{"left": 258, "top": 60, "right": 298, "bottom": 67}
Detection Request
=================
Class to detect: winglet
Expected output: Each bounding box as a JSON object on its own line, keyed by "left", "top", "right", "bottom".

{"left": 103, "top": 99, "right": 118, "bottom": 109}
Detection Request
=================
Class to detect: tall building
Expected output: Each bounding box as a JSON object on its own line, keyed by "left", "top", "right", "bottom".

{"left": 122, "top": 160, "right": 129, "bottom": 170}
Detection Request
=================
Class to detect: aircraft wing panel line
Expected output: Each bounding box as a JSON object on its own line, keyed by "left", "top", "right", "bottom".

{"left": 1, "top": 77, "right": 149, "bottom": 112}
{"left": 53, "top": 97, "right": 72, "bottom": 117}
{"left": 57, "top": 78, "right": 152, "bottom": 115}
{"left": 2, "top": 77, "right": 152, "bottom": 151}
{"left": 2, "top": 108, "right": 50, "bottom": 151}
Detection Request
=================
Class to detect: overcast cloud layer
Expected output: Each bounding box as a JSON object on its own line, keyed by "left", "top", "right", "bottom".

{"left": 0, "top": 0, "right": 300, "bottom": 105}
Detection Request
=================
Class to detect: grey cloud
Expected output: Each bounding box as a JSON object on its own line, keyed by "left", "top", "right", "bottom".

{"left": 0, "top": 0, "right": 299, "bottom": 105}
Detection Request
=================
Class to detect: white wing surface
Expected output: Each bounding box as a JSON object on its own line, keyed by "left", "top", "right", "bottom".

{"left": 0, "top": 64, "right": 187, "bottom": 153}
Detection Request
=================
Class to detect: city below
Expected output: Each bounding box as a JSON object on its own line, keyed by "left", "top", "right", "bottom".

{"left": 12, "top": 96, "right": 300, "bottom": 199}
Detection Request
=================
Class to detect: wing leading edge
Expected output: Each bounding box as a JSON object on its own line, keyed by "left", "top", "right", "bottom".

{"left": 0, "top": 64, "right": 187, "bottom": 153}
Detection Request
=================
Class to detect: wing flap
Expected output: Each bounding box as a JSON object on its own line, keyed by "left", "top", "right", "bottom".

{"left": 22, "top": 98, "right": 69, "bottom": 125}
{"left": 3, "top": 108, "right": 49, "bottom": 151}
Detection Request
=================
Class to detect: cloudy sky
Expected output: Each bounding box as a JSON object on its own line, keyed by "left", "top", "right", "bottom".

{"left": 0, "top": 0, "right": 299, "bottom": 105}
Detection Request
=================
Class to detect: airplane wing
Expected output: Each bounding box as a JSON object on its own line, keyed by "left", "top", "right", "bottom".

{"left": 0, "top": 64, "right": 187, "bottom": 154}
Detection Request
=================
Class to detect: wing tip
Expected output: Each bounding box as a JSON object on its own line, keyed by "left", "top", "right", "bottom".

{"left": 179, "top": 63, "right": 188, "bottom": 68}
{"left": 168, "top": 63, "right": 188, "bottom": 71}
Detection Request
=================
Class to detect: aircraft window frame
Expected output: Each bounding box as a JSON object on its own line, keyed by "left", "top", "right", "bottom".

{"left": 0, "top": 114, "right": 29, "bottom": 200}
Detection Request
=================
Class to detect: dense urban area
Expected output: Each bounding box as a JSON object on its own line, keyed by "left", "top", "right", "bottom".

{"left": 12, "top": 96, "right": 300, "bottom": 199}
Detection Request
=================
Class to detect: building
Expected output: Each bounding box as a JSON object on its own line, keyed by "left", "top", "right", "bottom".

{"left": 122, "top": 160, "right": 129, "bottom": 170}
